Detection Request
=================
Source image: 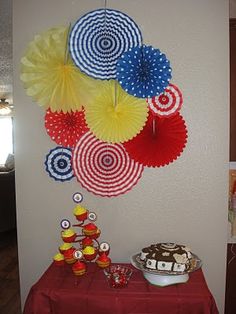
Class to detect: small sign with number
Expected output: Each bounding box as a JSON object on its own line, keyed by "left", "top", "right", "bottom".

{"left": 72, "top": 192, "right": 83, "bottom": 203}
{"left": 99, "top": 242, "right": 110, "bottom": 252}
{"left": 60, "top": 219, "right": 71, "bottom": 229}
{"left": 88, "top": 212, "right": 97, "bottom": 221}
{"left": 73, "top": 250, "right": 83, "bottom": 260}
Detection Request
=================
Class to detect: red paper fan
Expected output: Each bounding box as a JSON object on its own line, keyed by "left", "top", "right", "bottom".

{"left": 45, "top": 109, "right": 89, "bottom": 148}
{"left": 72, "top": 132, "right": 144, "bottom": 197}
{"left": 123, "top": 113, "right": 188, "bottom": 167}
{"left": 147, "top": 84, "right": 183, "bottom": 117}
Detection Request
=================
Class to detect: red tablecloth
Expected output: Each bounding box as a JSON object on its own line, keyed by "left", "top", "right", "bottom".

{"left": 23, "top": 263, "right": 218, "bottom": 314}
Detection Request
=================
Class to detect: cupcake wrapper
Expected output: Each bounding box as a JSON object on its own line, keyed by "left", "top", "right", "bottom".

{"left": 73, "top": 269, "right": 86, "bottom": 276}
{"left": 75, "top": 212, "right": 88, "bottom": 221}
{"left": 59, "top": 247, "right": 73, "bottom": 254}
{"left": 82, "top": 243, "right": 93, "bottom": 248}
{"left": 89, "top": 232, "right": 101, "bottom": 240}
{"left": 83, "top": 253, "right": 97, "bottom": 261}
{"left": 97, "top": 260, "right": 110, "bottom": 268}
{"left": 65, "top": 257, "right": 76, "bottom": 264}
{"left": 62, "top": 234, "right": 76, "bottom": 243}
{"left": 83, "top": 230, "right": 97, "bottom": 236}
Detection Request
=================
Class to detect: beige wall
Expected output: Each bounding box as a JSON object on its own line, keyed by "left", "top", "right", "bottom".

{"left": 230, "top": 0, "right": 236, "bottom": 18}
{"left": 13, "top": 0, "right": 229, "bottom": 312}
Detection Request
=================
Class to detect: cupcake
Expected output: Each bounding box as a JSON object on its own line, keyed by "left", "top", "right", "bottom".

{"left": 83, "top": 223, "right": 97, "bottom": 236}
{"left": 64, "top": 247, "right": 76, "bottom": 264}
{"left": 61, "top": 228, "right": 76, "bottom": 243}
{"left": 73, "top": 205, "right": 88, "bottom": 221}
{"left": 53, "top": 253, "right": 65, "bottom": 266}
{"left": 82, "top": 237, "right": 94, "bottom": 248}
{"left": 90, "top": 228, "right": 101, "bottom": 240}
{"left": 72, "top": 260, "right": 86, "bottom": 276}
{"left": 59, "top": 242, "right": 73, "bottom": 254}
{"left": 82, "top": 246, "right": 97, "bottom": 261}
{"left": 96, "top": 253, "right": 111, "bottom": 268}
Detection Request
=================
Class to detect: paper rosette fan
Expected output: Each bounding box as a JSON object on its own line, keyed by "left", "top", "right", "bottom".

{"left": 147, "top": 84, "right": 183, "bottom": 117}
{"left": 45, "top": 109, "right": 89, "bottom": 148}
{"left": 116, "top": 45, "right": 172, "bottom": 98}
{"left": 123, "top": 113, "right": 188, "bottom": 167}
{"left": 20, "top": 26, "right": 94, "bottom": 113}
{"left": 85, "top": 80, "right": 148, "bottom": 143}
{"left": 69, "top": 8, "right": 142, "bottom": 80}
{"left": 45, "top": 147, "right": 74, "bottom": 181}
{"left": 72, "top": 132, "right": 144, "bottom": 197}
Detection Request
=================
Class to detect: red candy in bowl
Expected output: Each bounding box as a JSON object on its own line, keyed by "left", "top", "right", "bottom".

{"left": 104, "top": 265, "right": 133, "bottom": 288}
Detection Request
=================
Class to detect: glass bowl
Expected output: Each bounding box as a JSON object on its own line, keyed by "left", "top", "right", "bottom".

{"left": 104, "top": 265, "right": 133, "bottom": 288}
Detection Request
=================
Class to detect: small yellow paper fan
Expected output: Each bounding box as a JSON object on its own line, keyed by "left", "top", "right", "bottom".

{"left": 20, "top": 26, "right": 95, "bottom": 113}
{"left": 85, "top": 80, "right": 149, "bottom": 143}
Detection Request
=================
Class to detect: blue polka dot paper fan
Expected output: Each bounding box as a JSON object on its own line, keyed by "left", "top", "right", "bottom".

{"left": 45, "top": 147, "right": 74, "bottom": 182}
{"left": 116, "top": 45, "right": 172, "bottom": 98}
{"left": 69, "top": 8, "right": 142, "bottom": 80}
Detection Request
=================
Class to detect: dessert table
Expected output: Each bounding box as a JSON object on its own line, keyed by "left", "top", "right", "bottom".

{"left": 23, "top": 262, "right": 218, "bottom": 314}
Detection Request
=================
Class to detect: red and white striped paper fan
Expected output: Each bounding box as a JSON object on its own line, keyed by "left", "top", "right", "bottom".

{"left": 72, "top": 132, "right": 144, "bottom": 197}
{"left": 147, "top": 84, "right": 183, "bottom": 117}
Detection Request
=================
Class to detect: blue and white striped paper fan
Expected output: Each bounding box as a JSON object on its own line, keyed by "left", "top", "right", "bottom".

{"left": 45, "top": 147, "right": 74, "bottom": 182}
{"left": 116, "top": 45, "right": 172, "bottom": 98}
{"left": 69, "top": 8, "right": 142, "bottom": 80}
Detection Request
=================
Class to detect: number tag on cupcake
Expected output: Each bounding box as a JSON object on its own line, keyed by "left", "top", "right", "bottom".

{"left": 73, "top": 250, "right": 83, "bottom": 260}
{"left": 72, "top": 192, "right": 83, "bottom": 203}
{"left": 88, "top": 212, "right": 97, "bottom": 221}
{"left": 60, "top": 219, "right": 71, "bottom": 230}
{"left": 99, "top": 242, "right": 110, "bottom": 252}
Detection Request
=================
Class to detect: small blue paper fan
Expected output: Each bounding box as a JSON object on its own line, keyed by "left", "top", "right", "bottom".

{"left": 45, "top": 146, "right": 74, "bottom": 182}
{"left": 69, "top": 8, "right": 142, "bottom": 80}
{"left": 116, "top": 45, "right": 172, "bottom": 98}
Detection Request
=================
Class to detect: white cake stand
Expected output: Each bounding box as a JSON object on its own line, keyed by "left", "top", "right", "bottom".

{"left": 142, "top": 271, "right": 189, "bottom": 286}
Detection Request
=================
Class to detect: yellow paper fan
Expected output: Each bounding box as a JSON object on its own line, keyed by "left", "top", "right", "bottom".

{"left": 20, "top": 26, "right": 95, "bottom": 113}
{"left": 85, "top": 80, "right": 149, "bottom": 143}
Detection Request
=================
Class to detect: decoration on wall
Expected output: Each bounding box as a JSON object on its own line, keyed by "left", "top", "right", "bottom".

{"left": 45, "top": 146, "right": 74, "bottom": 181}
{"left": 85, "top": 80, "right": 148, "bottom": 143}
{"left": 147, "top": 84, "right": 183, "bottom": 117}
{"left": 69, "top": 8, "right": 142, "bottom": 80}
{"left": 20, "top": 26, "right": 94, "bottom": 113}
{"left": 20, "top": 6, "right": 188, "bottom": 196}
{"left": 45, "top": 109, "right": 89, "bottom": 148}
{"left": 116, "top": 45, "right": 172, "bottom": 98}
{"left": 72, "top": 132, "right": 144, "bottom": 197}
{"left": 53, "top": 194, "right": 111, "bottom": 276}
{"left": 123, "top": 113, "right": 188, "bottom": 167}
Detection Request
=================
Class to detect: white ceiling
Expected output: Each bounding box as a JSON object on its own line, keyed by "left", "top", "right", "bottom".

{"left": 0, "top": 0, "right": 12, "bottom": 104}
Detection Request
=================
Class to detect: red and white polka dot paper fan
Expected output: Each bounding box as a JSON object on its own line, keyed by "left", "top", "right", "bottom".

{"left": 72, "top": 132, "right": 144, "bottom": 197}
{"left": 146, "top": 84, "right": 183, "bottom": 118}
{"left": 45, "top": 109, "right": 89, "bottom": 148}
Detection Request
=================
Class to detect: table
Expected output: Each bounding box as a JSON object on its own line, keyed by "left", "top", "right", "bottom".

{"left": 23, "top": 262, "right": 218, "bottom": 314}
{"left": 225, "top": 243, "right": 236, "bottom": 314}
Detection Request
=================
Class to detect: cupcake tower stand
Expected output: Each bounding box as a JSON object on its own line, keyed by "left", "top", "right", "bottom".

{"left": 53, "top": 192, "right": 111, "bottom": 277}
